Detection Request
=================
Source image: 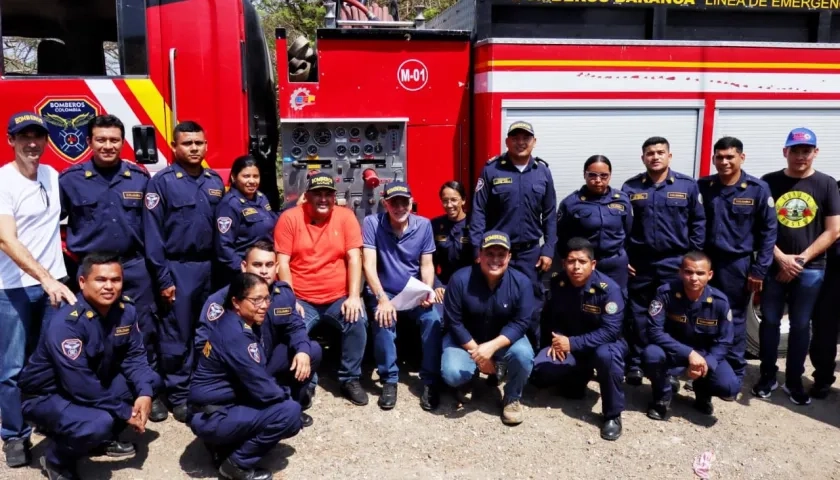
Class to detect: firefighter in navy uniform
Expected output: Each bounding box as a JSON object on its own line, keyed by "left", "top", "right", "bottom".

{"left": 642, "top": 251, "right": 740, "bottom": 421}
{"left": 557, "top": 155, "right": 633, "bottom": 292}
{"left": 431, "top": 180, "right": 472, "bottom": 311}
{"left": 144, "top": 121, "right": 225, "bottom": 422}
{"left": 470, "top": 121, "right": 557, "bottom": 346}
{"left": 622, "top": 137, "right": 706, "bottom": 385}
{"left": 213, "top": 155, "right": 278, "bottom": 289}
{"left": 698, "top": 137, "right": 776, "bottom": 385}
{"left": 18, "top": 253, "right": 160, "bottom": 480}
{"left": 532, "top": 237, "right": 628, "bottom": 441}
{"left": 58, "top": 114, "right": 167, "bottom": 422}
{"left": 189, "top": 273, "right": 302, "bottom": 480}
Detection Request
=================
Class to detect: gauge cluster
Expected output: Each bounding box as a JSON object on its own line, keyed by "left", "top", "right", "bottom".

{"left": 280, "top": 120, "right": 407, "bottom": 223}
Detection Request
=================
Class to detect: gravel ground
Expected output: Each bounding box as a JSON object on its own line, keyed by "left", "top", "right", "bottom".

{"left": 3, "top": 354, "right": 840, "bottom": 480}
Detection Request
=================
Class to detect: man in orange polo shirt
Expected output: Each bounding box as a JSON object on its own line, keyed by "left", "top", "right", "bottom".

{"left": 274, "top": 173, "right": 368, "bottom": 406}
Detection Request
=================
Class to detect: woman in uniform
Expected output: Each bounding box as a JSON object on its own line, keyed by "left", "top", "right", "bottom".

{"left": 214, "top": 155, "right": 278, "bottom": 287}
{"left": 556, "top": 155, "right": 633, "bottom": 292}
{"left": 430, "top": 181, "right": 472, "bottom": 302}
{"left": 188, "top": 272, "right": 302, "bottom": 480}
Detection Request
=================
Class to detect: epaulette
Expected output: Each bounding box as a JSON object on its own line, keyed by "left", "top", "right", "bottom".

{"left": 66, "top": 307, "right": 82, "bottom": 322}
{"left": 121, "top": 295, "right": 134, "bottom": 304}
{"left": 673, "top": 171, "right": 694, "bottom": 181}
{"left": 595, "top": 280, "right": 610, "bottom": 292}
{"left": 486, "top": 155, "right": 503, "bottom": 165}
{"left": 627, "top": 172, "right": 645, "bottom": 182}
{"left": 709, "top": 287, "right": 729, "bottom": 301}
{"left": 58, "top": 164, "right": 85, "bottom": 177}
{"left": 534, "top": 156, "right": 549, "bottom": 168}
{"left": 203, "top": 168, "right": 222, "bottom": 179}
{"left": 697, "top": 175, "right": 715, "bottom": 185}
{"left": 125, "top": 161, "right": 150, "bottom": 177}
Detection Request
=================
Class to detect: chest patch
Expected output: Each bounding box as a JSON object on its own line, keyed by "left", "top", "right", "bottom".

{"left": 217, "top": 217, "right": 232, "bottom": 234}
{"left": 122, "top": 191, "right": 143, "bottom": 200}
{"left": 247, "top": 342, "right": 261, "bottom": 363}
{"left": 273, "top": 307, "right": 292, "bottom": 316}
{"left": 460, "top": 236, "right": 470, "bottom": 244}
{"left": 733, "top": 198, "right": 754, "bottom": 206}
{"left": 61, "top": 339, "right": 83, "bottom": 360}
{"left": 242, "top": 207, "right": 258, "bottom": 217}
{"left": 667, "top": 314, "right": 687, "bottom": 323}
{"left": 608, "top": 203, "right": 625, "bottom": 211}
{"left": 493, "top": 177, "right": 513, "bottom": 185}
{"left": 144, "top": 193, "right": 160, "bottom": 210}
{"left": 630, "top": 193, "right": 648, "bottom": 201}
{"left": 206, "top": 303, "right": 224, "bottom": 321}
{"left": 582, "top": 304, "right": 601, "bottom": 314}
{"left": 208, "top": 189, "right": 223, "bottom": 197}
{"left": 115, "top": 326, "right": 132, "bottom": 336}
{"left": 436, "top": 235, "right": 448, "bottom": 242}
{"left": 697, "top": 318, "right": 718, "bottom": 327}
{"left": 667, "top": 192, "right": 687, "bottom": 199}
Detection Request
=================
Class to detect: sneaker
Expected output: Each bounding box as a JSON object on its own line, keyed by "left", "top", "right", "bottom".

{"left": 809, "top": 382, "right": 832, "bottom": 400}
{"left": 782, "top": 384, "right": 812, "bottom": 406}
{"left": 501, "top": 400, "right": 524, "bottom": 425}
{"left": 378, "top": 383, "right": 398, "bottom": 410}
{"left": 340, "top": 379, "right": 369, "bottom": 406}
{"left": 3, "top": 438, "right": 32, "bottom": 468}
{"left": 751, "top": 375, "right": 778, "bottom": 398}
{"left": 420, "top": 384, "right": 440, "bottom": 411}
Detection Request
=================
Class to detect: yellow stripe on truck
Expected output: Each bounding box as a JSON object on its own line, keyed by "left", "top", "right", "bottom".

{"left": 123, "top": 79, "right": 173, "bottom": 144}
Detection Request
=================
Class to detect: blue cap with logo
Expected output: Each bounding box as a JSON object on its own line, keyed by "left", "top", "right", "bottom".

{"left": 785, "top": 127, "right": 817, "bottom": 148}
{"left": 7, "top": 112, "right": 48, "bottom": 135}
{"left": 481, "top": 230, "right": 511, "bottom": 250}
{"left": 383, "top": 181, "right": 412, "bottom": 200}
{"left": 507, "top": 121, "right": 535, "bottom": 136}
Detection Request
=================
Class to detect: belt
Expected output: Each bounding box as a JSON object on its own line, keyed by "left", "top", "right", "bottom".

{"left": 511, "top": 241, "right": 538, "bottom": 252}
{"left": 189, "top": 404, "right": 225, "bottom": 415}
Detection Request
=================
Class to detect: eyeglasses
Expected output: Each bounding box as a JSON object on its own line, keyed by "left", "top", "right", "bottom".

{"left": 243, "top": 296, "right": 270, "bottom": 307}
{"left": 38, "top": 182, "right": 50, "bottom": 209}
{"left": 585, "top": 172, "right": 610, "bottom": 180}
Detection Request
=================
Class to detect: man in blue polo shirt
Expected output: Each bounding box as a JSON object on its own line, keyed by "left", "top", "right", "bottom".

{"left": 440, "top": 230, "right": 535, "bottom": 425}
{"left": 362, "top": 181, "right": 442, "bottom": 412}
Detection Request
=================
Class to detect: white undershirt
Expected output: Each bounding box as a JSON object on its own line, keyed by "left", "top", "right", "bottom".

{"left": 515, "top": 163, "right": 528, "bottom": 172}
{"left": 0, "top": 162, "right": 66, "bottom": 289}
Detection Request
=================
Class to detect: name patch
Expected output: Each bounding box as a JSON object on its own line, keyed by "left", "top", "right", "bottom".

{"left": 608, "top": 203, "right": 625, "bottom": 211}
{"left": 697, "top": 318, "right": 718, "bottom": 327}
{"left": 630, "top": 193, "right": 648, "bottom": 201}
{"left": 115, "top": 326, "right": 132, "bottom": 336}
{"left": 273, "top": 307, "right": 292, "bottom": 316}
{"left": 733, "top": 198, "right": 755, "bottom": 206}
{"left": 460, "top": 236, "right": 470, "bottom": 244}
{"left": 667, "top": 192, "right": 688, "bottom": 199}
{"left": 493, "top": 177, "right": 513, "bottom": 185}
{"left": 667, "top": 314, "right": 687, "bottom": 323}
{"left": 122, "top": 191, "right": 143, "bottom": 200}
{"left": 582, "top": 304, "right": 601, "bottom": 314}
{"left": 242, "top": 207, "right": 258, "bottom": 216}
{"left": 208, "top": 189, "right": 223, "bottom": 197}
{"left": 436, "top": 235, "right": 448, "bottom": 242}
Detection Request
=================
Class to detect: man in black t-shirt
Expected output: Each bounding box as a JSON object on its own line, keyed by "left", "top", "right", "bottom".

{"left": 753, "top": 128, "right": 840, "bottom": 406}
{"left": 809, "top": 179, "right": 840, "bottom": 399}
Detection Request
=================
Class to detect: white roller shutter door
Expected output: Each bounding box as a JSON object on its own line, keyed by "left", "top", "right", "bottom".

{"left": 713, "top": 108, "right": 840, "bottom": 181}
{"left": 502, "top": 108, "right": 701, "bottom": 201}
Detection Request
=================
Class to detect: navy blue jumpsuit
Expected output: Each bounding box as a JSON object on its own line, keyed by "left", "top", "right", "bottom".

{"left": 533, "top": 270, "right": 628, "bottom": 419}
{"left": 143, "top": 163, "right": 225, "bottom": 406}
{"left": 188, "top": 311, "right": 302, "bottom": 469}
{"left": 698, "top": 173, "right": 776, "bottom": 380}
{"left": 213, "top": 189, "right": 278, "bottom": 287}
{"left": 642, "top": 282, "right": 740, "bottom": 404}
{"left": 557, "top": 186, "right": 633, "bottom": 292}
{"left": 59, "top": 160, "right": 157, "bottom": 360}
{"left": 621, "top": 170, "right": 706, "bottom": 369}
{"left": 19, "top": 298, "right": 160, "bottom": 472}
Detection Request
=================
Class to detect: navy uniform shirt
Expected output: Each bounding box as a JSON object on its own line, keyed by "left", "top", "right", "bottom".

{"left": 622, "top": 169, "right": 705, "bottom": 255}
{"left": 143, "top": 163, "right": 225, "bottom": 289}
{"left": 59, "top": 160, "right": 150, "bottom": 257}
{"left": 548, "top": 269, "right": 624, "bottom": 352}
{"left": 557, "top": 186, "right": 632, "bottom": 259}
{"left": 189, "top": 311, "right": 290, "bottom": 407}
{"left": 19, "top": 296, "right": 160, "bottom": 420}
{"left": 647, "top": 282, "right": 733, "bottom": 371}
{"left": 443, "top": 264, "right": 534, "bottom": 345}
{"left": 430, "top": 215, "right": 472, "bottom": 285}
{"left": 470, "top": 155, "right": 557, "bottom": 258}
{"left": 214, "top": 189, "right": 278, "bottom": 275}
{"left": 265, "top": 281, "right": 313, "bottom": 357}
{"left": 698, "top": 172, "right": 777, "bottom": 279}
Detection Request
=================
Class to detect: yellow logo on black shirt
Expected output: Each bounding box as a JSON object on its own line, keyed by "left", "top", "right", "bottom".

{"left": 775, "top": 191, "right": 818, "bottom": 228}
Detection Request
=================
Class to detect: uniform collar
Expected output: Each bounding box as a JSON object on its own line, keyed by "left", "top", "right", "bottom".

{"left": 82, "top": 159, "right": 130, "bottom": 180}
{"left": 678, "top": 283, "right": 713, "bottom": 304}
{"left": 72, "top": 295, "right": 123, "bottom": 322}
{"left": 641, "top": 169, "right": 675, "bottom": 185}
{"left": 230, "top": 187, "right": 254, "bottom": 204}
{"left": 500, "top": 153, "right": 536, "bottom": 171}
{"left": 172, "top": 162, "right": 210, "bottom": 180}
{"left": 577, "top": 186, "right": 619, "bottom": 202}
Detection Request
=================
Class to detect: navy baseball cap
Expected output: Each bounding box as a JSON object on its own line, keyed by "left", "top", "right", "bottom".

{"left": 7, "top": 112, "right": 48, "bottom": 135}
{"left": 307, "top": 172, "right": 337, "bottom": 191}
{"left": 383, "top": 181, "right": 412, "bottom": 200}
{"left": 507, "top": 121, "right": 535, "bottom": 136}
{"left": 785, "top": 127, "right": 817, "bottom": 148}
{"left": 481, "top": 230, "right": 511, "bottom": 250}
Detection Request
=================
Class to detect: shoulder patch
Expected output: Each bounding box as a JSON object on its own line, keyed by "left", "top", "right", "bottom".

{"left": 61, "top": 339, "right": 83, "bottom": 360}
{"left": 605, "top": 301, "right": 618, "bottom": 314}
{"left": 217, "top": 217, "right": 232, "bottom": 234}
{"left": 206, "top": 303, "right": 224, "bottom": 322}
{"left": 648, "top": 300, "right": 663, "bottom": 316}
{"left": 475, "top": 178, "right": 485, "bottom": 193}
{"left": 145, "top": 193, "right": 160, "bottom": 210}
{"left": 247, "top": 342, "right": 261, "bottom": 363}
{"left": 768, "top": 196, "right": 775, "bottom": 208}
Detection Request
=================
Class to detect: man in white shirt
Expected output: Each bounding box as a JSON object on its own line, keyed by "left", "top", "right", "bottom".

{"left": 0, "top": 112, "right": 75, "bottom": 468}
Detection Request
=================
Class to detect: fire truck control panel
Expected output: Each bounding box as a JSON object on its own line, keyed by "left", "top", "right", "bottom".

{"left": 281, "top": 119, "right": 407, "bottom": 221}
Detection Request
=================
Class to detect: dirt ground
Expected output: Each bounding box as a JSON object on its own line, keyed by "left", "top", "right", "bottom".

{"left": 3, "top": 354, "right": 840, "bottom": 480}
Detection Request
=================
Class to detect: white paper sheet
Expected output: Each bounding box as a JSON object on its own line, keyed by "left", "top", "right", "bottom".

{"left": 390, "top": 277, "right": 435, "bottom": 311}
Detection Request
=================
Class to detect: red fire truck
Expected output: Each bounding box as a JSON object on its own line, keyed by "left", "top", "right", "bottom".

{"left": 5, "top": 0, "right": 840, "bottom": 352}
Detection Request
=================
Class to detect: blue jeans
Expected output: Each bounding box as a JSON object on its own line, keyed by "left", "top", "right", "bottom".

{"left": 759, "top": 268, "right": 825, "bottom": 387}
{"left": 441, "top": 334, "right": 534, "bottom": 402}
{"left": 298, "top": 297, "right": 368, "bottom": 383}
{"left": 0, "top": 285, "right": 48, "bottom": 441}
{"left": 370, "top": 300, "right": 442, "bottom": 385}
